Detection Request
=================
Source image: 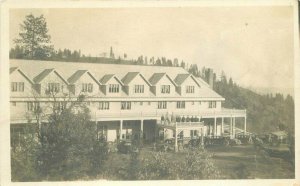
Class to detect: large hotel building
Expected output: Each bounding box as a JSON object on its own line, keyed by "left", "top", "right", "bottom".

{"left": 10, "top": 59, "right": 247, "bottom": 148}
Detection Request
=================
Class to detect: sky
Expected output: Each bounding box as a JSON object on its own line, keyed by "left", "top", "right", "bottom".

{"left": 9, "top": 7, "right": 294, "bottom": 96}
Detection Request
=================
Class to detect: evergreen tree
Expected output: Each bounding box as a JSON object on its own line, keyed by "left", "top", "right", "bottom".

{"left": 14, "top": 14, "right": 53, "bottom": 60}
{"left": 110, "top": 47, "right": 115, "bottom": 59}
{"left": 155, "top": 58, "right": 162, "bottom": 66}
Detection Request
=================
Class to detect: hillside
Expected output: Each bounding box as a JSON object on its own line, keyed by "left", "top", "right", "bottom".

{"left": 213, "top": 80, "right": 294, "bottom": 135}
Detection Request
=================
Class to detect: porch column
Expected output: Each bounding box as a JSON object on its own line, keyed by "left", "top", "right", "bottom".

{"left": 221, "top": 117, "right": 224, "bottom": 135}
{"left": 174, "top": 129, "right": 178, "bottom": 152}
{"left": 214, "top": 117, "right": 217, "bottom": 136}
{"left": 233, "top": 117, "right": 236, "bottom": 138}
{"left": 201, "top": 128, "right": 204, "bottom": 146}
{"left": 230, "top": 117, "right": 233, "bottom": 139}
{"left": 141, "top": 119, "right": 144, "bottom": 134}
{"left": 96, "top": 121, "right": 99, "bottom": 140}
{"left": 244, "top": 115, "right": 247, "bottom": 135}
{"left": 120, "top": 120, "right": 123, "bottom": 140}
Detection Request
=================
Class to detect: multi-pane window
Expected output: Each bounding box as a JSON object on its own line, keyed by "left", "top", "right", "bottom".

{"left": 97, "top": 125, "right": 108, "bottom": 140}
{"left": 134, "top": 85, "right": 144, "bottom": 93}
{"left": 82, "top": 83, "right": 93, "bottom": 93}
{"left": 109, "top": 84, "right": 119, "bottom": 93}
{"left": 47, "top": 83, "right": 60, "bottom": 93}
{"left": 186, "top": 86, "right": 195, "bottom": 93}
{"left": 161, "top": 85, "right": 170, "bottom": 94}
{"left": 54, "top": 102, "right": 66, "bottom": 110}
{"left": 121, "top": 102, "right": 131, "bottom": 110}
{"left": 176, "top": 101, "right": 185, "bottom": 109}
{"left": 27, "top": 102, "right": 40, "bottom": 111}
{"left": 99, "top": 101, "right": 109, "bottom": 110}
{"left": 190, "top": 130, "right": 198, "bottom": 137}
{"left": 208, "top": 101, "right": 217, "bottom": 108}
{"left": 11, "top": 82, "right": 24, "bottom": 92}
{"left": 27, "top": 102, "right": 34, "bottom": 111}
{"left": 158, "top": 101, "right": 167, "bottom": 109}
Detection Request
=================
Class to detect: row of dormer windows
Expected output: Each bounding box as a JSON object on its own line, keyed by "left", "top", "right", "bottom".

{"left": 11, "top": 81, "right": 196, "bottom": 95}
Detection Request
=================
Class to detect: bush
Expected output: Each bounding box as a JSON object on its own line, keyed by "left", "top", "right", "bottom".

{"left": 11, "top": 102, "right": 109, "bottom": 181}
{"left": 124, "top": 149, "right": 222, "bottom": 180}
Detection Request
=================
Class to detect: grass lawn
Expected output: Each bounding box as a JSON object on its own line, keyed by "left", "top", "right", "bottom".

{"left": 206, "top": 145, "right": 294, "bottom": 179}
{"left": 101, "top": 144, "right": 294, "bottom": 180}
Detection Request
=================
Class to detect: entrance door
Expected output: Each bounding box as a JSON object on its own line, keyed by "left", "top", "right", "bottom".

{"left": 107, "top": 130, "right": 117, "bottom": 142}
{"left": 143, "top": 120, "right": 156, "bottom": 142}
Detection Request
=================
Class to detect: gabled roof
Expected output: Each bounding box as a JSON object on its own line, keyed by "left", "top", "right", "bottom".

{"left": 10, "top": 67, "right": 34, "bottom": 84}
{"left": 68, "top": 70, "right": 101, "bottom": 85}
{"left": 100, "top": 74, "right": 124, "bottom": 85}
{"left": 10, "top": 67, "right": 18, "bottom": 74}
{"left": 122, "top": 72, "right": 151, "bottom": 86}
{"left": 174, "top": 74, "right": 201, "bottom": 87}
{"left": 33, "top": 69, "right": 68, "bottom": 84}
{"left": 174, "top": 74, "right": 190, "bottom": 85}
{"left": 149, "top": 73, "right": 177, "bottom": 86}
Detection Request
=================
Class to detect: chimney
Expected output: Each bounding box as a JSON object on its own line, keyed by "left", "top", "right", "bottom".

{"left": 208, "top": 68, "right": 214, "bottom": 89}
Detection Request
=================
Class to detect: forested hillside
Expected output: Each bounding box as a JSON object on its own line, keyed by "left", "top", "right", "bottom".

{"left": 213, "top": 78, "right": 294, "bottom": 135}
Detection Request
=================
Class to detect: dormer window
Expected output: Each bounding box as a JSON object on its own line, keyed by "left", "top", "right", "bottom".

{"left": 134, "top": 85, "right": 144, "bottom": 93}
{"left": 82, "top": 83, "right": 93, "bottom": 93}
{"left": 186, "top": 86, "right": 195, "bottom": 93}
{"left": 11, "top": 82, "right": 24, "bottom": 92}
{"left": 109, "top": 84, "right": 119, "bottom": 93}
{"left": 47, "top": 83, "right": 60, "bottom": 93}
{"left": 161, "top": 85, "right": 170, "bottom": 94}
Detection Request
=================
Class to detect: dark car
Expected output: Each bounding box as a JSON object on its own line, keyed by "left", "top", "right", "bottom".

{"left": 186, "top": 138, "right": 201, "bottom": 148}
{"left": 117, "top": 140, "right": 139, "bottom": 154}
{"left": 117, "top": 140, "right": 132, "bottom": 154}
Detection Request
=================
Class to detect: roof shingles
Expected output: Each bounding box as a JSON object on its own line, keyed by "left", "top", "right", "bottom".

{"left": 68, "top": 70, "right": 87, "bottom": 84}
{"left": 121, "top": 72, "right": 140, "bottom": 85}
{"left": 33, "top": 69, "right": 54, "bottom": 83}
{"left": 148, "top": 73, "right": 166, "bottom": 85}
{"left": 174, "top": 74, "right": 190, "bottom": 85}
{"left": 100, "top": 74, "right": 115, "bottom": 85}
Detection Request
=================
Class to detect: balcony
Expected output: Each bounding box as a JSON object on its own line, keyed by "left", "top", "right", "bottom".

{"left": 157, "top": 120, "right": 205, "bottom": 130}
{"left": 10, "top": 107, "right": 246, "bottom": 124}
{"left": 91, "top": 108, "right": 246, "bottom": 121}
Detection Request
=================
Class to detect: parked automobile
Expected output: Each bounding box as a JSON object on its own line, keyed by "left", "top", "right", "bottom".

{"left": 229, "top": 138, "right": 242, "bottom": 146}
{"left": 117, "top": 140, "right": 139, "bottom": 154}
{"left": 186, "top": 138, "right": 202, "bottom": 148}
